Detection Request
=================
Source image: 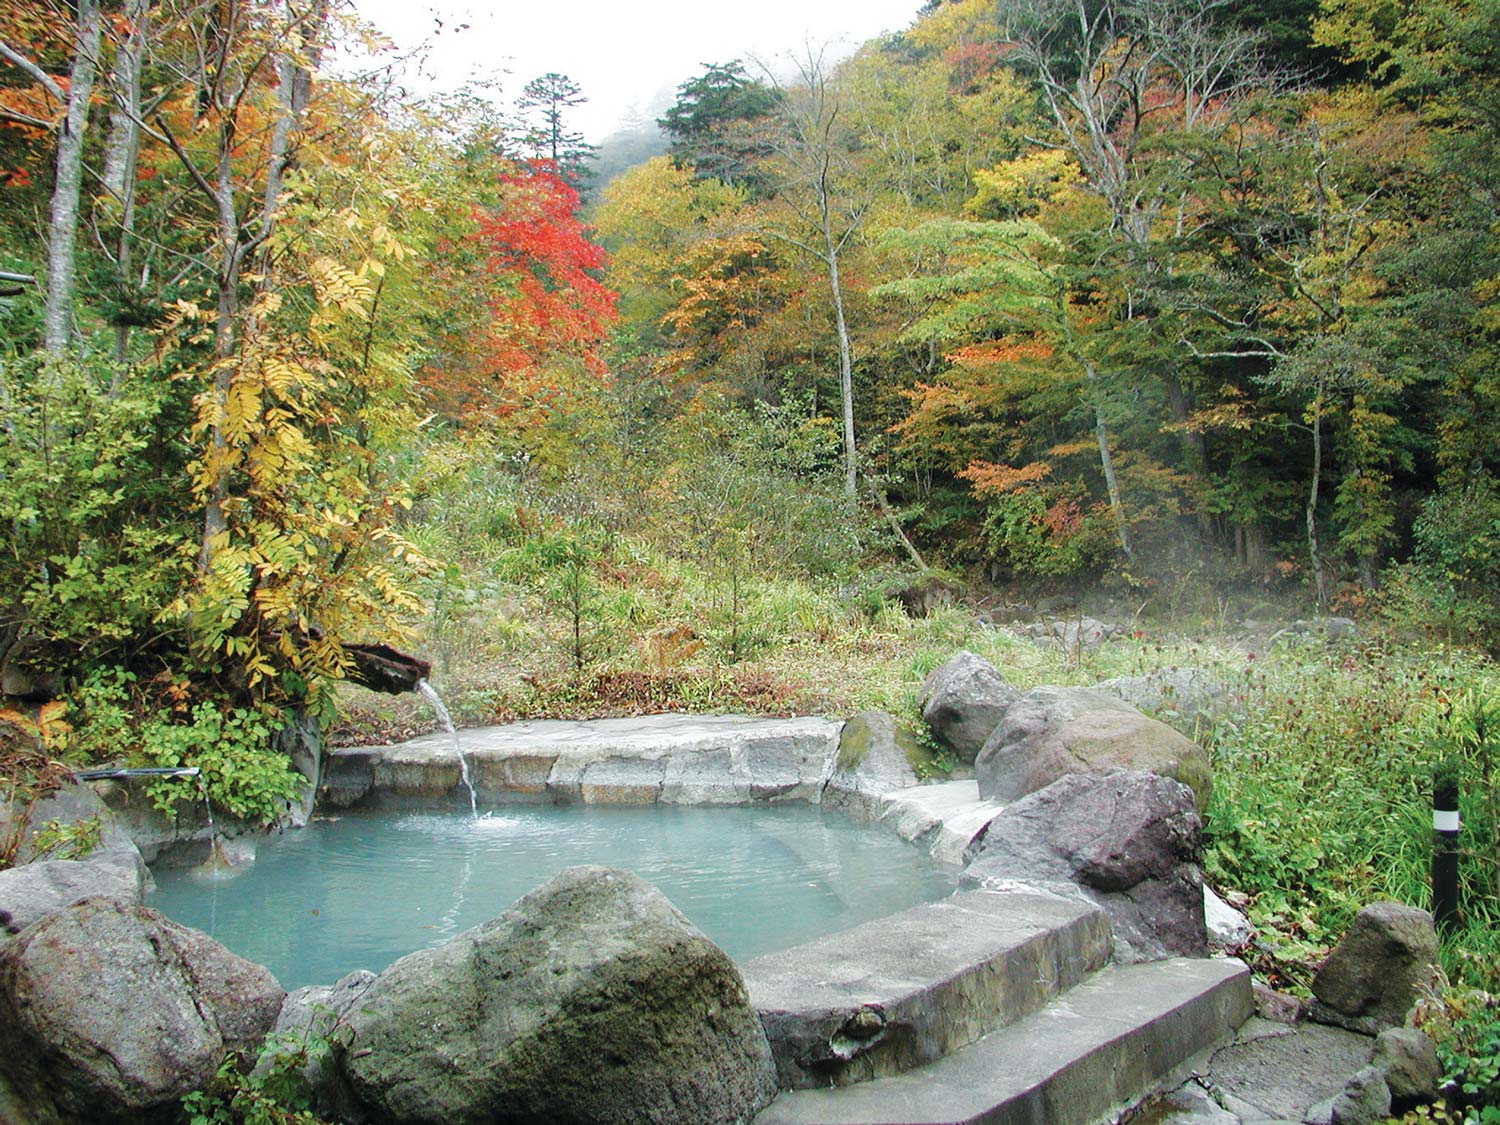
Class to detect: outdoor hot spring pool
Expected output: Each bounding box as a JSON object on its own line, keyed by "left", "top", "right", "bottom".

{"left": 148, "top": 803, "right": 958, "bottom": 989}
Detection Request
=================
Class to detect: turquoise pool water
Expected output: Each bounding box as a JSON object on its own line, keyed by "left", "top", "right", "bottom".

{"left": 148, "top": 803, "right": 957, "bottom": 990}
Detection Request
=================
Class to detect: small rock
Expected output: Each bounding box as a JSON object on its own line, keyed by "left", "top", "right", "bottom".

{"left": 211, "top": 836, "right": 257, "bottom": 869}
{"left": 1330, "top": 1066, "right": 1391, "bottom": 1125}
{"left": 1324, "top": 617, "right": 1359, "bottom": 642}
{"left": 1253, "top": 982, "right": 1305, "bottom": 1024}
{"left": 918, "top": 652, "right": 1020, "bottom": 763}
{"left": 1372, "top": 1027, "right": 1441, "bottom": 1104}
{"left": 1205, "top": 886, "right": 1253, "bottom": 951}
{"left": 0, "top": 638, "right": 61, "bottom": 700}
{"left": 892, "top": 575, "right": 962, "bottom": 617}
{"left": 1311, "top": 902, "right": 1439, "bottom": 1031}
{"left": 1143, "top": 1081, "right": 1240, "bottom": 1125}
{"left": 1050, "top": 616, "right": 1115, "bottom": 651}
{"left": 1035, "top": 594, "right": 1078, "bottom": 615}
{"left": 1304, "top": 1093, "right": 1337, "bottom": 1125}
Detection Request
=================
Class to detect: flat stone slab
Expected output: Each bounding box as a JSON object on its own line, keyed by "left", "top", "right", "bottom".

{"left": 1198, "top": 1019, "right": 1375, "bottom": 1122}
{"left": 745, "top": 890, "right": 1111, "bottom": 1089}
{"left": 871, "top": 779, "right": 1006, "bottom": 863}
{"left": 323, "top": 714, "right": 843, "bottom": 809}
{"left": 754, "top": 957, "right": 1253, "bottom": 1125}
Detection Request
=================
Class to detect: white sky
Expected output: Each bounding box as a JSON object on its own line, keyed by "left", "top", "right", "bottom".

{"left": 348, "top": 0, "right": 923, "bottom": 141}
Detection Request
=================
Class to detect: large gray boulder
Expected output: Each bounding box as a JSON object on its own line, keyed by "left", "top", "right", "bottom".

{"left": 962, "top": 770, "right": 1207, "bottom": 961}
{"left": 918, "top": 651, "right": 1019, "bottom": 762}
{"left": 337, "top": 865, "right": 778, "bottom": 1125}
{"left": 0, "top": 896, "right": 283, "bottom": 1124}
{"left": 822, "top": 711, "right": 921, "bottom": 819}
{"left": 1311, "top": 902, "right": 1440, "bottom": 1032}
{"left": 0, "top": 852, "right": 145, "bottom": 938}
{"left": 976, "top": 685, "right": 1213, "bottom": 811}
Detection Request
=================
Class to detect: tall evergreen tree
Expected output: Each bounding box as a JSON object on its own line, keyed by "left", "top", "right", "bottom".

{"left": 516, "top": 72, "right": 596, "bottom": 188}
{"left": 658, "top": 61, "right": 779, "bottom": 188}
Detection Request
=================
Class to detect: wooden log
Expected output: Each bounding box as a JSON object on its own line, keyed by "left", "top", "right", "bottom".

{"left": 342, "top": 643, "right": 431, "bottom": 695}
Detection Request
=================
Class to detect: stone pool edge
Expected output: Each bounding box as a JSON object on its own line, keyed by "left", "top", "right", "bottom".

{"left": 321, "top": 713, "right": 1007, "bottom": 866}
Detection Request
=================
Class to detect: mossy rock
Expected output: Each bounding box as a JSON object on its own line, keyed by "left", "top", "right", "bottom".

{"left": 837, "top": 711, "right": 934, "bottom": 776}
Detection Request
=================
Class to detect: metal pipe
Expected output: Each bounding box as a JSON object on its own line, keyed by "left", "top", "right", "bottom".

{"left": 75, "top": 767, "right": 202, "bottom": 780}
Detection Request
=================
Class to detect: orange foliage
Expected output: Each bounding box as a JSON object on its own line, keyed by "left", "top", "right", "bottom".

{"left": 959, "top": 458, "right": 1054, "bottom": 495}
{"left": 660, "top": 235, "right": 780, "bottom": 335}
{"left": 1041, "top": 496, "right": 1083, "bottom": 537}
{"left": 943, "top": 42, "right": 1001, "bottom": 92}
{"left": 420, "top": 163, "right": 617, "bottom": 423}
{"left": 0, "top": 0, "right": 70, "bottom": 157}
{"left": 945, "top": 338, "right": 1055, "bottom": 369}
{"left": 1045, "top": 439, "right": 1097, "bottom": 459}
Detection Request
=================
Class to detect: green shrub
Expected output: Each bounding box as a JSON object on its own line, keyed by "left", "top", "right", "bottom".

{"left": 28, "top": 815, "right": 103, "bottom": 861}
{"left": 69, "top": 668, "right": 305, "bottom": 825}
{"left": 1381, "top": 475, "right": 1500, "bottom": 651}
{"left": 180, "top": 1041, "right": 332, "bottom": 1125}
{"left": 0, "top": 355, "right": 193, "bottom": 675}
{"left": 979, "top": 487, "right": 1119, "bottom": 581}
{"left": 1424, "top": 987, "right": 1500, "bottom": 1117}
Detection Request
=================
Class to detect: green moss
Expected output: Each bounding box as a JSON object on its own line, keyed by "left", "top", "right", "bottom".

{"left": 837, "top": 711, "right": 951, "bottom": 779}
{"left": 895, "top": 723, "right": 944, "bottom": 777}
{"left": 836, "top": 716, "right": 876, "bottom": 770}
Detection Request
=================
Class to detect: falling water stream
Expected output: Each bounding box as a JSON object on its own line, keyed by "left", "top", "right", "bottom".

{"left": 417, "top": 679, "right": 477, "bottom": 816}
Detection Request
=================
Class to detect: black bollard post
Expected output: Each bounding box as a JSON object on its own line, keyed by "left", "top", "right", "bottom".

{"left": 1433, "top": 770, "right": 1460, "bottom": 933}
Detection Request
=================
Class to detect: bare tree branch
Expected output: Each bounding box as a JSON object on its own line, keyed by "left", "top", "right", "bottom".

{"left": 0, "top": 40, "right": 66, "bottom": 103}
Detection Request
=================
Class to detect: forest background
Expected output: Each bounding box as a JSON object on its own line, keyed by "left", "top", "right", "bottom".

{"left": 3, "top": 0, "right": 1500, "bottom": 1116}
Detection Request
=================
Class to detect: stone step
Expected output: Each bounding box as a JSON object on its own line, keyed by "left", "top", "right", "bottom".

{"left": 753, "top": 956, "right": 1253, "bottom": 1125}
{"left": 743, "top": 890, "right": 1113, "bottom": 1089}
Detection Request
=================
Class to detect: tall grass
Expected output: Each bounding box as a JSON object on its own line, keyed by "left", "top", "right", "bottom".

{"left": 1184, "top": 638, "right": 1500, "bottom": 998}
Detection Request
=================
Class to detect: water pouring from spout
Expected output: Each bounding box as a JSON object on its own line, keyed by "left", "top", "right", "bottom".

{"left": 417, "top": 679, "right": 477, "bottom": 817}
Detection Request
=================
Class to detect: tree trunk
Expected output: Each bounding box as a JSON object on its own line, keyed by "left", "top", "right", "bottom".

{"left": 1307, "top": 400, "right": 1326, "bottom": 607}
{"left": 42, "top": 0, "right": 103, "bottom": 356}
{"left": 197, "top": 6, "right": 313, "bottom": 570}
{"left": 101, "top": 0, "right": 147, "bottom": 364}
{"left": 1162, "top": 366, "right": 1215, "bottom": 547}
{"left": 197, "top": 127, "right": 243, "bottom": 570}
{"left": 1085, "top": 360, "right": 1133, "bottom": 563}
{"left": 820, "top": 177, "right": 857, "bottom": 498}
{"left": 872, "top": 484, "right": 928, "bottom": 573}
